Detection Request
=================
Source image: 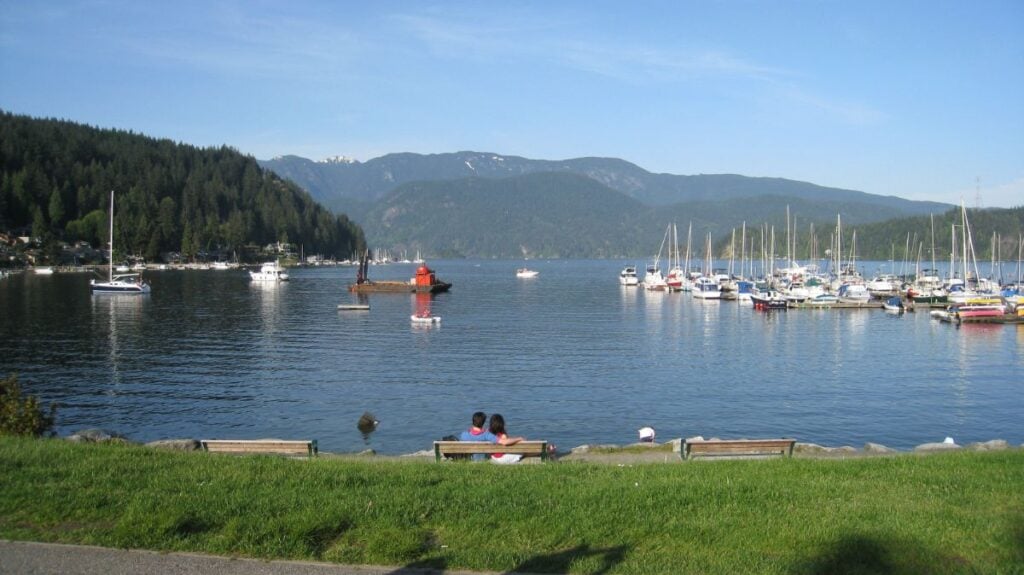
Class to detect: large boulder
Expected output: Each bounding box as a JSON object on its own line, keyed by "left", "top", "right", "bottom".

{"left": 66, "top": 428, "right": 131, "bottom": 444}
{"left": 570, "top": 444, "right": 619, "bottom": 454}
{"left": 794, "top": 442, "right": 829, "bottom": 455}
{"left": 864, "top": 442, "right": 898, "bottom": 454}
{"left": 967, "top": 439, "right": 1009, "bottom": 451}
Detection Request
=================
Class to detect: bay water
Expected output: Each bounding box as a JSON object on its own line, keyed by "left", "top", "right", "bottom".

{"left": 1, "top": 259, "right": 1021, "bottom": 454}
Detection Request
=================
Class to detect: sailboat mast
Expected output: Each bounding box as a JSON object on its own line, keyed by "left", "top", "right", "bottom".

{"left": 930, "top": 214, "right": 936, "bottom": 274}
{"left": 836, "top": 214, "right": 842, "bottom": 280}
{"left": 685, "top": 222, "right": 692, "bottom": 278}
{"left": 950, "top": 223, "right": 956, "bottom": 282}
{"left": 729, "top": 228, "right": 736, "bottom": 278}
{"left": 108, "top": 190, "right": 114, "bottom": 282}
{"left": 741, "top": 222, "right": 746, "bottom": 281}
{"left": 1017, "top": 233, "right": 1023, "bottom": 286}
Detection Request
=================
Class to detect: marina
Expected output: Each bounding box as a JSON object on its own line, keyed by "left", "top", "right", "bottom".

{"left": 1, "top": 259, "right": 1021, "bottom": 456}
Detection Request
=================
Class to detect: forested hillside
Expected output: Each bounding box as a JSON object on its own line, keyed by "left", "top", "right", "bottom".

{"left": 0, "top": 112, "right": 364, "bottom": 263}
{"left": 366, "top": 172, "right": 649, "bottom": 258}
{"left": 358, "top": 173, "right": 1024, "bottom": 261}
{"left": 837, "top": 206, "right": 1024, "bottom": 265}
{"left": 261, "top": 151, "right": 952, "bottom": 215}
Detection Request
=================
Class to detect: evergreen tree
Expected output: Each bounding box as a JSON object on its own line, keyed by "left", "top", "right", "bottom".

{"left": 48, "top": 187, "right": 65, "bottom": 229}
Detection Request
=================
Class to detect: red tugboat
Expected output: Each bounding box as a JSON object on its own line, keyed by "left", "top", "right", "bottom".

{"left": 348, "top": 251, "right": 452, "bottom": 294}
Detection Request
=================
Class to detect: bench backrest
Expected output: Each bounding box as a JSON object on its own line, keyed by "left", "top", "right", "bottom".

{"left": 433, "top": 440, "right": 548, "bottom": 462}
{"left": 201, "top": 439, "right": 318, "bottom": 458}
{"left": 684, "top": 439, "right": 795, "bottom": 460}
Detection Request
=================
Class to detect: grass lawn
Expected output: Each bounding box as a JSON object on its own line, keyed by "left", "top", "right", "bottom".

{"left": 1, "top": 436, "right": 1021, "bottom": 574}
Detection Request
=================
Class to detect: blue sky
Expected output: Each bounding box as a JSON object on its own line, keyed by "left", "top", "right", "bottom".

{"left": 1, "top": 1, "right": 1022, "bottom": 207}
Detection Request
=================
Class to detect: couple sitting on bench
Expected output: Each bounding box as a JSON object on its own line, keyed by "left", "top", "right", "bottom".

{"left": 460, "top": 411, "right": 525, "bottom": 464}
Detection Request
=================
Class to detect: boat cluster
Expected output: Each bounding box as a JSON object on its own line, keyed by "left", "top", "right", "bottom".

{"left": 622, "top": 260, "right": 1022, "bottom": 317}
{"left": 623, "top": 206, "right": 1023, "bottom": 320}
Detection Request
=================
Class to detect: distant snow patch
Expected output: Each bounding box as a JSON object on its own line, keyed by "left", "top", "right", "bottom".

{"left": 320, "top": 155, "right": 357, "bottom": 164}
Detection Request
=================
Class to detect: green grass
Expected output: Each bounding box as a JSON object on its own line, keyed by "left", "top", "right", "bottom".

{"left": 1, "top": 436, "right": 1022, "bottom": 574}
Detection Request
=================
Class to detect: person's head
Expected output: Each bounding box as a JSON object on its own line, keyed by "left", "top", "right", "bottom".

{"left": 488, "top": 413, "right": 506, "bottom": 435}
{"left": 471, "top": 411, "right": 487, "bottom": 428}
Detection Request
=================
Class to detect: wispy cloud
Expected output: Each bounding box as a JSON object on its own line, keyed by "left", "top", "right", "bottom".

{"left": 392, "top": 11, "right": 882, "bottom": 125}
{"left": 106, "top": 4, "right": 364, "bottom": 81}
{"left": 556, "top": 41, "right": 791, "bottom": 84}
{"left": 394, "top": 11, "right": 788, "bottom": 83}
{"left": 771, "top": 83, "right": 887, "bottom": 125}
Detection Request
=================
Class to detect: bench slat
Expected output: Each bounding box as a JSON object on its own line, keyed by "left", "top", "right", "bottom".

{"left": 684, "top": 439, "right": 795, "bottom": 460}
{"left": 434, "top": 440, "right": 548, "bottom": 462}
{"left": 201, "top": 439, "right": 318, "bottom": 457}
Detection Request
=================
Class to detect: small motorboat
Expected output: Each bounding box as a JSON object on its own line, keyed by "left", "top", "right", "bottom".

{"left": 516, "top": 268, "right": 539, "bottom": 278}
{"left": 806, "top": 293, "right": 839, "bottom": 307}
{"left": 883, "top": 296, "right": 904, "bottom": 313}
{"left": 750, "top": 290, "right": 787, "bottom": 310}
{"left": 250, "top": 261, "right": 289, "bottom": 282}
{"left": 619, "top": 266, "right": 639, "bottom": 286}
{"left": 411, "top": 314, "right": 441, "bottom": 324}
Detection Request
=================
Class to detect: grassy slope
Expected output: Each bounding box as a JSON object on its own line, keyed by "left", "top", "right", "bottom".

{"left": 1, "top": 437, "right": 1021, "bottom": 574}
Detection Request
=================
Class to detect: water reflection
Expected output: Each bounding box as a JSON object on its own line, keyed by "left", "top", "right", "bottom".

{"left": 90, "top": 294, "right": 147, "bottom": 392}
{"left": 250, "top": 279, "right": 286, "bottom": 332}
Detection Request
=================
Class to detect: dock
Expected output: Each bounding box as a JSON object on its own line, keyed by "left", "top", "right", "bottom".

{"left": 938, "top": 314, "right": 1024, "bottom": 325}
{"left": 789, "top": 299, "right": 948, "bottom": 311}
{"left": 790, "top": 301, "right": 882, "bottom": 310}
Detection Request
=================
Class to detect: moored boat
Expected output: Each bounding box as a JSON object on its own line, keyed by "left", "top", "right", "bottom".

{"left": 750, "top": 289, "right": 787, "bottom": 310}
{"left": 92, "top": 191, "right": 151, "bottom": 294}
{"left": 619, "top": 265, "right": 639, "bottom": 286}
{"left": 250, "top": 261, "right": 289, "bottom": 282}
{"left": 643, "top": 264, "right": 667, "bottom": 291}
{"left": 692, "top": 276, "right": 721, "bottom": 299}
{"left": 735, "top": 280, "right": 754, "bottom": 305}
{"left": 92, "top": 273, "right": 151, "bottom": 293}
{"left": 837, "top": 283, "right": 871, "bottom": 304}
{"left": 411, "top": 313, "right": 441, "bottom": 324}
{"left": 867, "top": 274, "right": 900, "bottom": 298}
{"left": 883, "top": 296, "right": 904, "bottom": 313}
{"left": 806, "top": 293, "right": 839, "bottom": 307}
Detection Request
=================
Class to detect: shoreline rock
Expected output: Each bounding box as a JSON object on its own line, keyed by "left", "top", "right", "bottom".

{"left": 60, "top": 430, "right": 1019, "bottom": 461}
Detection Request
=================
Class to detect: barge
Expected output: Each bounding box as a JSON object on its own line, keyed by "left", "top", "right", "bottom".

{"left": 348, "top": 253, "right": 451, "bottom": 294}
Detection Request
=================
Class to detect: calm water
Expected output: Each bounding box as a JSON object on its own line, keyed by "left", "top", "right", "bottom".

{"left": 1, "top": 260, "right": 1022, "bottom": 454}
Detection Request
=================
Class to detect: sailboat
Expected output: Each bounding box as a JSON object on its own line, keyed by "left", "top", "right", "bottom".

{"left": 91, "top": 190, "right": 151, "bottom": 294}
{"left": 643, "top": 225, "right": 670, "bottom": 291}
{"left": 666, "top": 223, "right": 685, "bottom": 291}
{"left": 692, "top": 232, "right": 721, "bottom": 299}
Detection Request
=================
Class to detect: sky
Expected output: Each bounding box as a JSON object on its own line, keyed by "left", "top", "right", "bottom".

{"left": 1, "top": 1, "right": 1022, "bottom": 208}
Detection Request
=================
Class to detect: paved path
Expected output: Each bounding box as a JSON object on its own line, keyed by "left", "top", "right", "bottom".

{"left": 0, "top": 540, "right": 501, "bottom": 575}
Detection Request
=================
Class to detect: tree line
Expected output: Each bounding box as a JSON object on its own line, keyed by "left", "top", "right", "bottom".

{"left": 0, "top": 111, "right": 365, "bottom": 262}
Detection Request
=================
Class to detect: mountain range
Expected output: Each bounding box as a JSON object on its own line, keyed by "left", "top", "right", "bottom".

{"left": 259, "top": 152, "right": 954, "bottom": 259}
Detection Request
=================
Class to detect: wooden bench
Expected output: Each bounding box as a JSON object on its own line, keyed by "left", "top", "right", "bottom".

{"left": 683, "top": 438, "right": 795, "bottom": 460}
{"left": 200, "top": 439, "right": 318, "bottom": 458}
{"left": 433, "top": 440, "right": 549, "bottom": 463}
